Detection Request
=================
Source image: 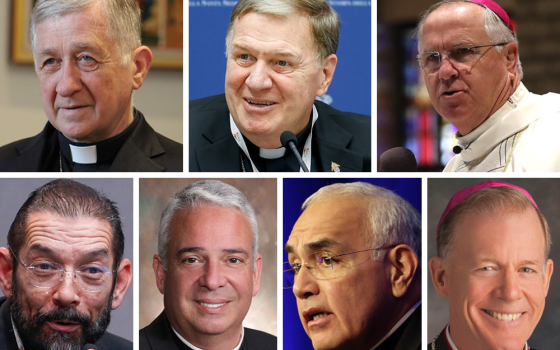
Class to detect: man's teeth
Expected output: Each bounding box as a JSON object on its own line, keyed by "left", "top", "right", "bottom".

{"left": 247, "top": 99, "right": 274, "bottom": 106}
{"left": 312, "top": 313, "right": 328, "bottom": 321}
{"left": 200, "top": 302, "right": 226, "bottom": 308}
{"left": 485, "top": 310, "right": 522, "bottom": 321}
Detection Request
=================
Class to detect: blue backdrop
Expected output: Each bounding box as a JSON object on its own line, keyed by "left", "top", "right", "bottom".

{"left": 189, "top": 1, "right": 371, "bottom": 116}
{"left": 282, "top": 178, "right": 421, "bottom": 350}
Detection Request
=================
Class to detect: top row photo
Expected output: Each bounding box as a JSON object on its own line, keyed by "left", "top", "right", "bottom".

{"left": 1, "top": 0, "right": 557, "bottom": 172}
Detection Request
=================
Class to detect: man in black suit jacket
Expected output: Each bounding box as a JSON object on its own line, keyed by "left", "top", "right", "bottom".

{"left": 189, "top": 0, "right": 370, "bottom": 172}
{"left": 0, "top": 0, "right": 182, "bottom": 172}
{"left": 0, "top": 179, "right": 133, "bottom": 350}
{"left": 285, "top": 182, "right": 421, "bottom": 350}
{"left": 140, "top": 180, "right": 276, "bottom": 350}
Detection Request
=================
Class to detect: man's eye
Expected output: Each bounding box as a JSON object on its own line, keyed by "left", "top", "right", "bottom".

{"left": 278, "top": 60, "right": 288, "bottom": 66}
{"left": 82, "top": 266, "right": 103, "bottom": 274}
{"left": 521, "top": 267, "right": 534, "bottom": 273}
{"left": 44, "top": 58, "right": 57, "bottom": 66}
{"left": 34, "top": 262, "right": 57, "bottom": 270}
{"left": 182, "top": 258, "right": 199, "bottom": 264}
{"left": 239, "top": 54, "right": 250, "bottom": 60}
{"left": 480, "top": 266, "right": 493, "bottom": 271}
{"left": 82, "top": 55, "right": 95, "bottom": 62}
{"left": 228, "top": 258, "right": 242, "bottom": 264}
{"left": 426, "top": 53, "right": 440, "bottom": 62}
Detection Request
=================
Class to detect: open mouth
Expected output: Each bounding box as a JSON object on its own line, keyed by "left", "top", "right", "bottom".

{"left": 443, "top": 91, "right": 461, "bottom": 96}
{"left": 483, "top": 310, "right": 523, "bottom": 322}
{"left": 245, "top": 98, "right": 276, "bottom": 107}
{"left": 310, "top": 312, "right": 329, "bottom": 321}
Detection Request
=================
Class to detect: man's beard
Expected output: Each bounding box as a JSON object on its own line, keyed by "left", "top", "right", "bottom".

{"left": 10, "top": 277, "right": 114, "bottom": 350}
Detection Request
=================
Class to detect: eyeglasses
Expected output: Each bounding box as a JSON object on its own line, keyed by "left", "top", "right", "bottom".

{"left": 283, "top": 246, "right": 396, "bottom": 289}
{"left": 417, "top": 43, "right": 510, "bottom": 71}
{"left": 10, "top": 249, "right": 114, "bottom": 293}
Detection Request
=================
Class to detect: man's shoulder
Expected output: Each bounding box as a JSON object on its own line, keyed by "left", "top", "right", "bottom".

{"left": 190, "top": 94, "right": 229, "bottom": 114}
{"left": 96, "top": 331, "right": 133, "bottom": 350}
{"left": 0, "top": 123, "right": 56, "bottom": 172}
{"left": 314, "top": 100, "right": 370, "bottom": 126}
{"left": 243, "top": 327, "right": 277, "bottom": 350}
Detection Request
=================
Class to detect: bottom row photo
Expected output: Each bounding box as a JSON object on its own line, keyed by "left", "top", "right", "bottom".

{"left": 0, "top": 177, "right": 556, "bottom": 349}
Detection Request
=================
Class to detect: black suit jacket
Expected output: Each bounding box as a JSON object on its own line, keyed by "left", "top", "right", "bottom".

{"left": 140, "top": 310, "right": 277, "bottom": 350}
{"left": 427, "top": 326, "right": 536, "bottom": 350}
{"left": 189, "top": 94, "right": 371, "bottom": 172}
{"left": 0, "top": 296, "right": 131, "bottom": 350}
{"left": 376, "top": 305, "right": 421, "bottom": 350}
{"left": 0, "top": 110, "right": 183, "bottom": 172}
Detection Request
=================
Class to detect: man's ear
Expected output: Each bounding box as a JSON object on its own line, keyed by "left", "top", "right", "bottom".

{"left": 153, "top": 254, "right": 166, "bottom": 295}
{"left": 252, "top": 254, "right": 263, "bottom": 297}
{"left": 387, "top": 245, "right": 419, "bottom": 298}
{"left": 0, "top": 248, "right": 14, "bottom": 298}
{"left": 503, "top": 42, "right": 518, "bottom": 75}
{"left": 131, "top": 46, "right": 153, "bottom": 90}
{"left": 315, "top": 54, "right": 338, "bottom": 97}
{"left": 543, "top": 258, "right": 554, "bottom": 296}
{"left": 429, "top": 256, "right": 449, "bottom": 298}
{"left": 111, "top": 258, "right": 132, "bottom": 310}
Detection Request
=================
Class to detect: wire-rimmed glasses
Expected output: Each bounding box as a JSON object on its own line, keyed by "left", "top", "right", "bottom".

{"left": 10, "top": 249, "right": 114, "bottom": 293}
{"left": 283, "top": 246, "right": 396, "bottom": 289}
{"left": 417, "top": 43, "right": 510, "bottom": 71}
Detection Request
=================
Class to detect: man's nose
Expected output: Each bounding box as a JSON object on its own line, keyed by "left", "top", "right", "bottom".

{"left": 437, "top": 55, "right": 459, "bottom": 81}
{"left": 52, "top": 271, "right": 80, "bottom": 308}
{"left": 497, "top": 270, "right": 522, "bottom": 301}
{"left": 198, "top": 260, "right": 227, "bottom": 290}
{"left": 245, "top": 61, "right": 273, "bottom": 92}
{"left": 292, "top": 266, "right": 320, "bottom": 300}
{"left": 56, "top": 61, "right": 83, "bottom": 97}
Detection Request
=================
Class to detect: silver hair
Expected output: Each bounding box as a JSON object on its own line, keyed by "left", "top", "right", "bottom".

{"left": 158, "top": 180, "right": 259, "bottom": 270}
{"left": 225, "top": 0, "right": 340, "bottom": 66}
{"left": 302, "top": 182, "right": 421, "bottom": 261}
{"left": 29, "top": 0, "right": 142, "bottom": 68}
{"left": 416, "top": 0, "right": 523, "bottom": 79}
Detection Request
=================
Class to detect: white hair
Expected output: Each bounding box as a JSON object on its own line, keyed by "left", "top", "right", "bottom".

{"left": 416, "top": 0, "right": 523, "bottom": 78}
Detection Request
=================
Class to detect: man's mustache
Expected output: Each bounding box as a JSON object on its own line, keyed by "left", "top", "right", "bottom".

{"left": 35, "top": 308, "right": 91, "bottom": 329}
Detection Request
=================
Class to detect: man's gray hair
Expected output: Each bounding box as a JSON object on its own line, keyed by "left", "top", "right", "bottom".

{"left": 416, "top": 0, "right": 523, "bottom": 79}
{"left": 225, "top": 0, "right": 340, "bottom": 66}
{"left": 30, "top": 0, "right": 142, "bottom": 67}
{"left": 438, "top": 186, "right": 551, "bottom": 262}
{"left": 158, "top": 180, "right": 259, "bottom": 269}
{"left": 302, "top": 182, "right": 421, "bottom": 261}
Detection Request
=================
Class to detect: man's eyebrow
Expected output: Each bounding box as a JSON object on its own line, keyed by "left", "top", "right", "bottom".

{"left": 223, "top": 248, "right": 249, "bottom": 256}
{"left": 83, "top": 248, "right": 109, "bottom": 260}
{"left": 37, "top": 42, "right": 103, "bottom": 57}
{"left": 176, "top": 247, "right": 205, "bottom": 257}
{"left": 27, "top": 244, "right": 58, "bottom": 258}
{"left": 304, "top": 238, "right": 341, "bottom": 252}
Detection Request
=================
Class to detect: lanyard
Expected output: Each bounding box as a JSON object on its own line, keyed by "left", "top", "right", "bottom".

{"left": 230, "top": 105, "right": 319, "bottom": 172}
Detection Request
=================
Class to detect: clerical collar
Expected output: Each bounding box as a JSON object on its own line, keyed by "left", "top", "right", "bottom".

{"left": 231, "top": 105, "right": 319, "bottom": 172}
{"left": 171, "top": 325, "right": 244, "bottom": 350}
{"left": 58, "top": 109, "right": 140, "bottom": 172}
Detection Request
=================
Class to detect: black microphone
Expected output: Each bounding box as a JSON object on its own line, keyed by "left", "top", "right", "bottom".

{"left": 452, "top": 145, "right": 463, "bottom": 154}
{"left": 82, "top": 344, "right": 98, "bottom": 350}
{"left": 380, "top": 147, "right": 417, "bottom": 172}
{"left": 280, "top": 131, "right": 309, "bottom": 172}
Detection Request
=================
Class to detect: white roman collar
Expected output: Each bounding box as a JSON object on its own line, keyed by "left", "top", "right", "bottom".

{"left": 171, "top": 325, "right": 244, "bottom": 350}
{"left": 259, "top": 147, "right": 286, "bottom": 159}
{"left": 69, "top": 144, "right": 97, "bottom": 164}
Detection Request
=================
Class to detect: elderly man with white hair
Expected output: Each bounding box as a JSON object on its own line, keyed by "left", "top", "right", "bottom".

{"left": 0, "top": 0, "right": 182, "bottom": 172}
{"left": 417, "top": 0, "right": 560, "bottom": 172}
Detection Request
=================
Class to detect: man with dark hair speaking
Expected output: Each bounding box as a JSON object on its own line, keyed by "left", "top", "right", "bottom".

{"left": 189, "top": 0, "right": 370, "bottom": 172}
{"left": 0, "top": 179, "right": 133, "bottom": 349}
{"left": 0, "top": 0, "right": 182, "bottom": 172}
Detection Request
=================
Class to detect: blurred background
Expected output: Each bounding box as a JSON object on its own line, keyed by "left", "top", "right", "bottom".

{"left": 139, "top": 178, "right": 277, "bottom": 336}
{"left": 428, "top": 178, "right": 560, "bottom": 348}
{"left": 0, "top": 0, "right": 183, "bottom": 147}
{"left": 378, "top": 0, "right": 560, "bottom": 171}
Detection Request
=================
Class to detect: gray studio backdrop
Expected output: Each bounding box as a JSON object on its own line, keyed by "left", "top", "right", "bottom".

{"left": 139, "top": 178, "right": 277, "bottom": 336}
{"left": 0, "top": 178, "right": 133, "bottom": 342}
{"left": 428, "top": 178, "right": 560, "bottom": 349}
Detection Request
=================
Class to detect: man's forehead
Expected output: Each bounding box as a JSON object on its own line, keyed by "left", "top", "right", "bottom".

{"left": 421, "top": 3, "right": 486, "bottom": 46}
